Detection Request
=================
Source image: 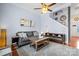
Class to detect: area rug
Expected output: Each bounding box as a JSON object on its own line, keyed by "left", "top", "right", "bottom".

{"left": 17, "top": 42, "right": 79, "bottom": 56}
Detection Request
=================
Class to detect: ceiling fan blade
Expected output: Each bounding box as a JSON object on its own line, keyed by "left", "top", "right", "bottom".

{"left": 41, "top": 3, "right": 43, "bottom": 5}
{"left": 48, "top": 9, "right": 52, "bottom": 12}
{"left": 48, "top": 3, "right": 56, "bottom": 7}
{"left": 41, "top": 3, "right": 47, "bottom": 6}
{"left": 34, "top": 8, "right": 41, "bottom": 9}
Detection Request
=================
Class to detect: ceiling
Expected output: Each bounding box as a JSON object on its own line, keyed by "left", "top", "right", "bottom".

{"left": 71, "top": 3, "right": 79, "bottom": 15}
{"left": 12, "top": 3, "right": 71, "bottom": 14}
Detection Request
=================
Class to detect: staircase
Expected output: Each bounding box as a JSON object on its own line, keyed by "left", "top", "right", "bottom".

{"left": 49, "top": 12, "right": 67, "bottom": 26}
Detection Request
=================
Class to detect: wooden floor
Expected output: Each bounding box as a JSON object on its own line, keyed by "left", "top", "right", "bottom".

{"left": 11, "top": 36, "right": 79, "bottom": 56}
{"left": 11, "top": 44, "right": 19, "bottom": 56}
{"left": 69, "top": 36, "right": 79, "bottom": 48}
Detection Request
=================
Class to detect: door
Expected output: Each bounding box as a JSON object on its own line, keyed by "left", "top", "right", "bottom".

{"left": 70, "top": 5, "right": 79, "bottom": 48}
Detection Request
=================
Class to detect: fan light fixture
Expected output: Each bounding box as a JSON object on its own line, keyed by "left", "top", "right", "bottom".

{"left": 34, "top": 3, "right": 56, "bottom": 14}
{"left": 42, "top": 5, "right": 48, "bottom": 13}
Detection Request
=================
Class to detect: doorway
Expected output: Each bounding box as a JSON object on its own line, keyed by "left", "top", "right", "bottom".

{"left": 70, "top": 4, "right": 79, "bottom": 48}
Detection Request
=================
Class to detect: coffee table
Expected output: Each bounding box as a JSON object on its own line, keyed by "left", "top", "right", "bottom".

{"left": 30, "top": 37, "right": 49, "bottom": 51}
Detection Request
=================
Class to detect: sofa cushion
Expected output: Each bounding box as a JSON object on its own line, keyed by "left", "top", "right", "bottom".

{"left": 34, "top": 31, "right": 38, "bottom": 37}
{"left": 22, "top": 33, "right": 27, "bottom": 38}
{"left": 26, "top": 32, "right": 34, "bottom": 37}
{"left": 18, "top": 33, "right": 23, "bottom": 37}
{"left": 18, "top": 33, "right": 27, "bottom": 38}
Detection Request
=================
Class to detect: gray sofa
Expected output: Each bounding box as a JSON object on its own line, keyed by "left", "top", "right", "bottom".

{"left": 16, "top": 31, "right": 39, "bottom": 47}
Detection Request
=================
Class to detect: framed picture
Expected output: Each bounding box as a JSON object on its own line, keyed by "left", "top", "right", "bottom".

{"left": 55, "top": 17, "right": 58, "bottom": 20}
{"left": 60, "top": 15, "right": 66, "bottom": 21}
{"left": 53, "top": 12, "right": 58, "bottom": 16}
{"left": 20, "top": 18, "right": 34, "bottom": 27}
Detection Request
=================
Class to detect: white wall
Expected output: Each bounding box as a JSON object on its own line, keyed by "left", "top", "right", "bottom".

{"left": 0, "top": 3, "right": 69, "bottom": 45}
{"left": 0, "top": 4, "right": 41, "bottom": 45}
{"left": 71, "top": 7, "right": 79, "bottom": 36}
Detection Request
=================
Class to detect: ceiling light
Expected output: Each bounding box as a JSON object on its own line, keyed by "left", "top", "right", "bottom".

{"left": 41, "top": 6, "right": 48, "bottom": 13}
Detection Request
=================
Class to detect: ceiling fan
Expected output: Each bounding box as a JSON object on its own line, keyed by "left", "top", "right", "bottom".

{"left": 34, "top": 3, "right": 56, "bottom": 13}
